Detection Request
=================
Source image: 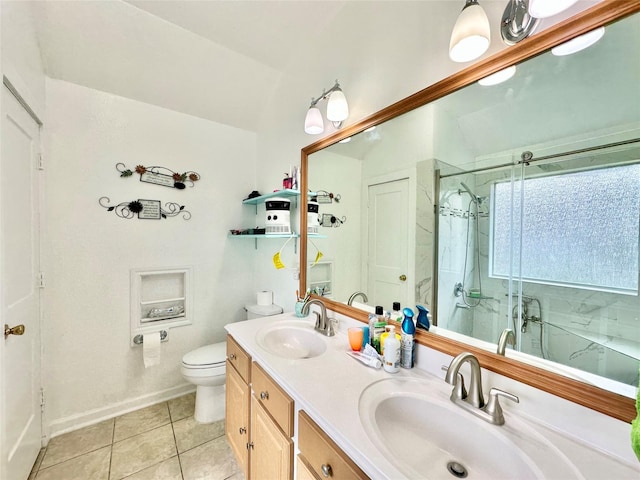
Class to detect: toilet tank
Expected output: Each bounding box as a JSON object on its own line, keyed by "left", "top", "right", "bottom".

{"left": 246, "top": 303, "right": 283, "bottom": 319}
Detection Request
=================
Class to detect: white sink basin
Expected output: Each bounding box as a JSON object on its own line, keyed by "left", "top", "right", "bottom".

{"left": 359, "top": 377, "right": 582, "bottom": 479}
{"left": 256, "top": 320, "right": 327, "bottom": 359}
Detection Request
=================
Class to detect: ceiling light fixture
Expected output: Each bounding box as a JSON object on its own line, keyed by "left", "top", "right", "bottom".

{"left": 551, "top": 27, "right": 605, "bottom": 56}
{"left": 528, "top": 0, "right": 578, "bottom": 19}
{"left": 478, "top": 65, "right": 517, "bottom": 86}
{"left": 304, "top": 80, "right": 349, "bottom": 135}
{"left": 449, "top": 0, "right": 491, "bottom": 63}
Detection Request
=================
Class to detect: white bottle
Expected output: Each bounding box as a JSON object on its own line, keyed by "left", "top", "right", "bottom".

{"left": 383, "top": 326, "right": 400, "bottom": 373}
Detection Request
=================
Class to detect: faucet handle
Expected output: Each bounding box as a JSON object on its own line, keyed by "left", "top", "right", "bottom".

{"left": 485, "top": 388, "right": 519, "bottom": 425}
{"left": 441, "top": 365, "right": 467, "bottom": 400}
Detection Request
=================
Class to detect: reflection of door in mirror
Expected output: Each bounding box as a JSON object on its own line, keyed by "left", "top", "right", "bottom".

{"left": 367, "top": 179, "right": 409, "bottom": 308}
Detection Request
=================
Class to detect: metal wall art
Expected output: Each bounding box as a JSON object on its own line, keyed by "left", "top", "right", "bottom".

{"left": 320, "top": 214, "right": 346, "bottom": 228}
{"left": 117, "top": 163, "right": 200, "bottom": 190}
{"left": 99, "top": 196, "right": 191, "bottom": 220}
{"left": 315, "top": 190, "right": 341, "bottom": 204}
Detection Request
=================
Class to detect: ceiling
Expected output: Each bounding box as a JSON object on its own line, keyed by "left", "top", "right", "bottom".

{"left": 29, "top": 1, "right": 605, "bottom": 137}
{"left": 28, "top": 0, "right": 489, "bottom": 133}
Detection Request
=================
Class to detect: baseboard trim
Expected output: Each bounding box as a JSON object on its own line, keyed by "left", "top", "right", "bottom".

{"left": 46, "top": 383, "right": 196, "bottom": 441}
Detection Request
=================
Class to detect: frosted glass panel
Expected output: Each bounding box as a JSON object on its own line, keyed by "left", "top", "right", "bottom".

{"left": 492, "top": 164, "right": 640, "bottom": 294}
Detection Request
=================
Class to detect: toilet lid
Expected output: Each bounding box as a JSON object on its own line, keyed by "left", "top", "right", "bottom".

{"left": 182, "top": 342, "right": 227, "bottom": 367}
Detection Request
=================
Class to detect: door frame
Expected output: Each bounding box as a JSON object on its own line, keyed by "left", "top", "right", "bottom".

{"left": 1, "top": 75, "right": 45, "bottom": 480}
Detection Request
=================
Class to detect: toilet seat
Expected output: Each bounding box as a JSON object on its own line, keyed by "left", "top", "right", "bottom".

{"left": 182, "top": 342, "right": 226, "bottom": 368}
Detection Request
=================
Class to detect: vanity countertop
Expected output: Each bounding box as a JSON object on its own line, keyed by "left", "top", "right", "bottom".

{"left": 225, "top": 311, "right": 640, "bottom": 479}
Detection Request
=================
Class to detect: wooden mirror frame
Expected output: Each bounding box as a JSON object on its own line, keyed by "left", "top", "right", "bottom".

{"left": 300, "top": 0, "right": 639, "bottom": 423}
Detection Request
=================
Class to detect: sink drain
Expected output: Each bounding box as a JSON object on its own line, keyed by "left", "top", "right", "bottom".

{"left": 447, "top": 461, "right": 468, "bottom": 478}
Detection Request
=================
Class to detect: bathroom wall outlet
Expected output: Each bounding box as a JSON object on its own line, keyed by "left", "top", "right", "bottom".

{"left": 293, "top": 270, "right": 300, "bottom": 281}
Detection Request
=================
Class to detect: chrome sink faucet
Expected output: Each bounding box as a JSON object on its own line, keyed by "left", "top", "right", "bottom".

{"left": 301, "top": 299, "right": 335, "bottom": 336}
{"left": 347, "top": 291, "right": 368, "bottom": 306}
{"left": 497, "top": 328, "right": 516, "bottom": 356}
{"left": 445, "top": 352, "right": 519, "bottom": 425}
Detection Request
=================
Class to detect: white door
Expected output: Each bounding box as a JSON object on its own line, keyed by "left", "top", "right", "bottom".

{"left": 1, "top": 85, "right": 42, "bottom": 480}
{"left": 367, "top": 179, "right": 409, "bottom": 309}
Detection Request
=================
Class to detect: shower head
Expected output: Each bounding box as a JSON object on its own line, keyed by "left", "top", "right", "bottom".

{"left": 459, "top": 182, "right": 480, "bottom": 204}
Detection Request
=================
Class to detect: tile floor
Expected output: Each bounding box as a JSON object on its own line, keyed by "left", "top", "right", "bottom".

{"left": 28, "top": 393, "right": 243, "bottom": 480}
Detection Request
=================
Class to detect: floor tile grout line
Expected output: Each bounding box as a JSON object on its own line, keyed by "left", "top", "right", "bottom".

{"left": 169, "top": 409, "right": 187, "bottom": 480}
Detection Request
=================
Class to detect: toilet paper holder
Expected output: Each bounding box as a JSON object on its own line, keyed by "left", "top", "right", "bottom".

{"left": 133, "top": 330, "right": 168, "bottom": 345}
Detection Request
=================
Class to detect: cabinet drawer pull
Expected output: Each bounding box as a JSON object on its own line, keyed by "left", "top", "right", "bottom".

{"left": 239, "top": 427, "right": 247, "bottom": 435}
{"left": 247, "top": 442, "right": 254, "bottom": 450}
{"left": 228, "top": 353, "right": 237, "bottom": 360}
{"left": 260, "top": 391, "right": 269, "bottom": 400}
{"left": 321, "top": 464, "right": 333, "bottom": 477}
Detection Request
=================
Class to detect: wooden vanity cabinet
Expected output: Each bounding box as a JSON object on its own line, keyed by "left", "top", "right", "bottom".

{"left": 250, "top": 362, "right": 294, "bottom": 479}
{"left": 297, "top": 410, "right": 369, "bottom": 480}
{"left": 225, "top": 334, "right": 294, "bottom": 480}
{"left": 226, "top": 335, "right": 251, "bottom": 477}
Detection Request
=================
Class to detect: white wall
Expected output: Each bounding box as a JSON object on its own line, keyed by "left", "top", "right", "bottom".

{"left": 42, "top": 78, "right": 257, "bottom": 436}
{"left": 1, "top": 1, "right": 46, "bottom": 118}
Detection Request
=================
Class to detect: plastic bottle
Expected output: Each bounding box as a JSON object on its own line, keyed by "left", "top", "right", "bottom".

{"left": 400, "top": 307, "right": 416, "bottom": 368}
{"left": 383, "top": 325, "right": 401, "bottom": 373}
{"left": 391, "top": 302, "right": 403, "bottom": 322}
{"left": 416, "top": 305, "right": 430, "bottom": 331}
{"left": 380, "top": 324, "right": 401, "bottom": 355}
{"left": 368, "top": 313, "right": 377, "bottom": 347}
{"left": 372, "top": 306, "right": 386, "bottom": 354}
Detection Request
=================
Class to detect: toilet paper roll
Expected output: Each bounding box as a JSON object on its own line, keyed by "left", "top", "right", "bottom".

{"left": 257, "top": 290, "right": 273, "bottom": 306}
{"left": 143, "top": 331, "right": 161, "bottom": 368}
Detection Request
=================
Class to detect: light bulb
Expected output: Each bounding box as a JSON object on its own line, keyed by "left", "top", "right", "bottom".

{"left": 326, "top": 89, "right": 349, "bottom": 122}
{"left": 449, "top": 1, "right": 491, "bottom": 63}
{"left": 479, "top": 65, "right": 517, "bottom": 86}
{"left": 304, "top": 106, "right": 324, "bottom": 135}
{"left": 552, "top": 27, "right": 605, "bottom": 56}
{"left": 529, "top": 0, "right": 578, "bottom": 19}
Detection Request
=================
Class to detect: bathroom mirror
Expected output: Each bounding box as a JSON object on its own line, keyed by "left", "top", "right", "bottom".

{"left": 300, "top": 2, "right": 639, "bottom": 422}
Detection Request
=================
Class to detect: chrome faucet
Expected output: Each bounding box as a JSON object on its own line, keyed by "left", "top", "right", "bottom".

{"left": 445, "top": 352, "right": 519, "bottom": 425}
{"left": 301, "top": 299, "right": 335, "bottom": 336}
{"left": 497, "top": 328, "right": 516, "bottom": 356}
{"left": 347, "top": 291, "right": 368, "bottom": 306}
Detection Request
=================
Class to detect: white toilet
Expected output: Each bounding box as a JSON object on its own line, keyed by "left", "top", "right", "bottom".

{"left": 180, "top": 342, "right": 227, "bottom": 423}
{"left": 180, "top": 302, "right": 283, "bottom": 423}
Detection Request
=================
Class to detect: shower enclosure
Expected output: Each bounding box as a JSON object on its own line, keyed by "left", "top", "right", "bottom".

{"left": 434, "top": 143, "right": 640, "bottom": 388}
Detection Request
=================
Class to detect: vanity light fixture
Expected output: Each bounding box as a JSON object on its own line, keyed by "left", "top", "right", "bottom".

{"left": 500, "top": 0, "right": 540, "bottom": 45}
{"left": 551, "top": 27, "right": 605, "bottom": 56}
{"left": 528, "top": 0, "right": 578, "bottom": 19}
{"left": 478, "top": 65, "right": 517, "bottom": 86}
{"left": 449, "top": 0, "right": 491, "bottom": 63}
{"left": 304, "top": 80, "right": 349, "bottom": 135}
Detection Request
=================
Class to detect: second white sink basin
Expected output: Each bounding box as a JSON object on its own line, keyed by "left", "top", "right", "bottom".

{"left": 256, "top": 320, "right": 327, "bottom": 359}
{"left": 359, "top": 377, "right": 583, "bottom": 479}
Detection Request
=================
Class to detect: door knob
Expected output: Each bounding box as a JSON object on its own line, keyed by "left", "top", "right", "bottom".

{"left": 4, "top": 324, "right": 25, "bottom": 339}
{"left": 399, "top": 274, "right": 407, "bottom": 281}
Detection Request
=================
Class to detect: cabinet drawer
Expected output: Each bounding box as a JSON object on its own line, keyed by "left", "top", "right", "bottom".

{"left": 298, "top": 411, "right": 368, "bottom": 480}
{"left": 227, "top": 335, "right": 251, "bottom": 383}
{"left": 251, "top": 362, "right": 294, "bottom": 437}
{"left": 296, "top": 456, "right": 318, "bottom": 480}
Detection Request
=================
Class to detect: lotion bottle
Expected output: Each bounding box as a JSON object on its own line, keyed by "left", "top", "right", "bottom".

{"left": 383, "top": 325, "right": 400, "bottom": 373}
